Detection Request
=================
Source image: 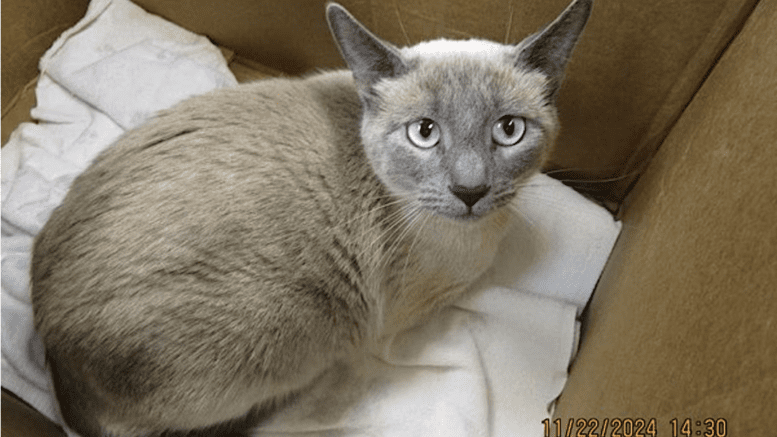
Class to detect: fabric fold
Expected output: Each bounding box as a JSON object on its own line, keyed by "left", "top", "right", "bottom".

{"left": 1, "top": 1, "right": 620, "bottom": 436}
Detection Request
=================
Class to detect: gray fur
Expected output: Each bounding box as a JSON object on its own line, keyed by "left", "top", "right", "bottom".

{"left": 30, "top": 1, "right": 591, "bottom": 435}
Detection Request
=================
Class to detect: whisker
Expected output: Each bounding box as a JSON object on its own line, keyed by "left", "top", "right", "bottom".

{"left": 552, "top": 174, "right": 638, "bottom": 185}
{"left": 359, "top": 206, "right": 409, "bottom": 261}
{"left": 399, "top": 203, "right": 431, "bottom": 291}
{"left": 357, "top": 197, "right": 422, "bottom": 280}
{"left": 543, "top": 167, "right": 643, "bottom": 184}
{"left": 245, "top": 194, "right": 408, "bottom": 250}
{"left": 393, "top": 0, "right": 412, "bottom": 46}
{"left": 508, "top": 203, "right": 540, "bottom": 234}
{"left": 543, "top": 165, "right": 627, "bottom": 176}
{"left": 339, "top": 194, "right": 405, "bottom": 229}
{"left": 378, "top": 202, "right": 422, "bottom": 274}
{"left": 504, "top": 0, "right": 514, "bottom": 44}
{"left": 513, "top": 195, "right": 568, "bottom": 214}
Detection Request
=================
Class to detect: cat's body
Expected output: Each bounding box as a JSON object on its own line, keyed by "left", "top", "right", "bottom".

{"left": 30, "top": 1, "right": 592, "bottom": 436}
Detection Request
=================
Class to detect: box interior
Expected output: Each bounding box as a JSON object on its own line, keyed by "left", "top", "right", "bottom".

{"left": 3, "top": 0, "right": 776, "bottom": 435}
{"left": 2, "top": 0, "right": 760, "bottom": 209}
{"left": 555, "top": 1, "right": 777, "bottom": 431}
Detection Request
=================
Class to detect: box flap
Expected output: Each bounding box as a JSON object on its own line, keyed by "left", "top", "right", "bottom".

{"left": 3, "top": 0, "right": 760, "bottom": 208}
{"left": 1, "top": 0, "right": 89, "bottom": 116}
{"left": 555, "top": 0, "right": 777, "bottom": 433}
{"left": 131, "top": 0, "right": 758, "bottom": 209}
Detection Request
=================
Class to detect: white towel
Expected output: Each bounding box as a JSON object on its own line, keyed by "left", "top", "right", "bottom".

{"left": 1, "top": 1, "right": 622, "bottom": 436}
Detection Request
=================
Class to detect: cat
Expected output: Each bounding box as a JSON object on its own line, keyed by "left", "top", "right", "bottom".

{"left": 30, "top": 1, "right": 592, "bottom": 436}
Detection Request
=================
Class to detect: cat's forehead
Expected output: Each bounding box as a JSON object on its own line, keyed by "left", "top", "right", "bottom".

{"left": 397, "top": 38, "right": 547, "bottom": 99}
{"left": 373, "top": 38, "right": 551, "bottom": 122}
{"left": 401, "top": 38, "right": 512, "bottom": 64}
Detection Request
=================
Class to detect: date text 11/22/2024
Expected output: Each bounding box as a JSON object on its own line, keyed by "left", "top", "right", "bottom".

{"left": 542, "top": 418, "right": 728, "bottom": 437}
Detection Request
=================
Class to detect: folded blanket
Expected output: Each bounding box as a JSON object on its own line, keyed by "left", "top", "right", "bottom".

{"left": 0, "top": 1, "right": 621, "bottom": 435}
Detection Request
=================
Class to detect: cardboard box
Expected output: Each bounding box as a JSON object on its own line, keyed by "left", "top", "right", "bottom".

{"left": 3, "top": 0, "right": 775, "bottom": 435}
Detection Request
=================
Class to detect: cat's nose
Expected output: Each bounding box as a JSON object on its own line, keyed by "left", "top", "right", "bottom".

{"left": 450, "top": 184, "right": 490, "bottom": 208}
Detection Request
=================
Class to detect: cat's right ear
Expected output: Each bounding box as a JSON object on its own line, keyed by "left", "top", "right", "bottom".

{"left": 326, "top": 3, "right": 408, "bottom": 99}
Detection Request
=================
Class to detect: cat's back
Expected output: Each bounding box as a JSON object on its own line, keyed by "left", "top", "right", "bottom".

{"left": 31, "top": 70, "right": 369, "bottom": 323}
{"left": 95, "top": 69, "right": 361, "bottom": 186}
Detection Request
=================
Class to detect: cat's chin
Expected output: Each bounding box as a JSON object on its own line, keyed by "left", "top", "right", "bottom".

{"left": 431, "top": 207, "right": 502, "bottom": 224}
{"left": 447, "top": 212, "right": 483, "bottom": 222}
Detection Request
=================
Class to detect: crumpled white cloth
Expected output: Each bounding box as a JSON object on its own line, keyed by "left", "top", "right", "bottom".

{"left": 0, "top": 1, "right": 622, "bottom": 436}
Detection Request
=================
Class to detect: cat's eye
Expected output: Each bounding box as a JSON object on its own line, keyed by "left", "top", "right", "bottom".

{"left": 407, "top": 118, "right": 441, "bottom": 149}
{"left": 492, "top": 116, "right": 526, "bottom": 147}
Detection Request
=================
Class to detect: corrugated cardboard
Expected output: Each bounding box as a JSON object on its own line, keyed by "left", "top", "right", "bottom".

{"left": 555, "top": 0, "right": 777, "bottom": 433}
{"left": 129, "top": 0, "right": 760, "bottom": 208}
{"left": 3, "top": 0, "right": 760, "bottom": 206}
{"left": 2, "top": 0, "right": 775, "bottom": 435}
{"left": 1, "top": 390, "right": 67, "bottom": 437}
{"left": 1, "top": 0, "right": 90, "bottom": 144}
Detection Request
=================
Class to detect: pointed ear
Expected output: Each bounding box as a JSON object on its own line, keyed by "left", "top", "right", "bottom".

{"left": 516, "top": 0, "right": 593, "bottom": 100}
{"left": 326, "top": 2, "right": 407, "bottom": 98}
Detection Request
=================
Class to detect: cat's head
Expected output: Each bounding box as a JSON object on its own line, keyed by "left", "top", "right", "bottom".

{"left": 327, "top": 0, "right": 592, "bottom": 222}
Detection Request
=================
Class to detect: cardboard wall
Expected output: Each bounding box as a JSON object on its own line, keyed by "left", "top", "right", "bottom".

{"left": 1, "top": 389, "right": 66, "bottom": 437}
{"left": 1, "top": 0, "right": 89, "bottom": 102}
{"left": 130, "top": 0, "right": 758, "bottom": 207}
{"left": 2, "top": 0, "right": 759, "bottom": 208}
{"left": 555, "top": 0, "right": 777, "bottom": 432}
{"left": 1, "top": 0, "right": 775, "bottom": 433}
{"left": 1, "top": 0, "right": 90, "bottom": 144}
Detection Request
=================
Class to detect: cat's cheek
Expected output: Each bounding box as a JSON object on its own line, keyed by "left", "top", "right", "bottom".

{"left": 367, "top": 129, "right": 426, "bottom": 193}
{"left": 496, "top": 129, "right": 548, "bottom": 177}
{"left": 384, "top": 145, "right": 425, "bottom": 190}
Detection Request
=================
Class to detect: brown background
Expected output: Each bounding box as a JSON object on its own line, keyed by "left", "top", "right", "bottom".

{"left": 2, "top": 0, "right": 759, "bottom": 209}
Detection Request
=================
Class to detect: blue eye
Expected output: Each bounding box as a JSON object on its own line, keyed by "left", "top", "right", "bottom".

{"left": 407, "top": 118, "right": 441, "bottom": 149}
{"left": 492, "top": 116, "right": 526, "bottom": 146}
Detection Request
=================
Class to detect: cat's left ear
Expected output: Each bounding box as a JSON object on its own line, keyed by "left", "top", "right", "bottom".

{"left": 327, "top": 3, "right": 408, "bottom": 100}
{"left": 515, "top": 0, "right": 593, "bottom": 101}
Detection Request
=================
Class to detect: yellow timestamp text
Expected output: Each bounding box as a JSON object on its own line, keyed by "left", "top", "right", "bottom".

{"left": 542, "top": 417, "right": 728, "bottom": 437}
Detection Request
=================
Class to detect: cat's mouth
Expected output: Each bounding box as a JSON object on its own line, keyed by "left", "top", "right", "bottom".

{"left": 426, "top": 189, "right": 515, "bottom": 222}
{"left": 405, "top": 185, "right": 507, "bottom": 222}
{"left": 429, "top": 202, "right": 493, "bottom": 222}
{"left": 454, "top": 205, "right": 488, "bottom": 220}
{"left": 456, "top": 211, "right": 482, "bottom": 222}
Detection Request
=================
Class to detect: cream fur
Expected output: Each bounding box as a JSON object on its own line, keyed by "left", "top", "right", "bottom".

{"left": 30, "top": 1, "right": 592, "bottom": 435}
